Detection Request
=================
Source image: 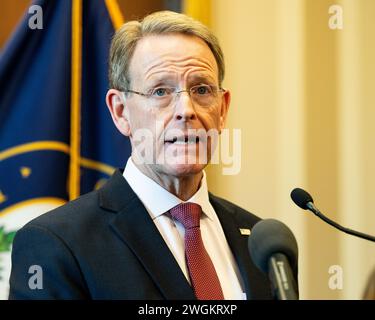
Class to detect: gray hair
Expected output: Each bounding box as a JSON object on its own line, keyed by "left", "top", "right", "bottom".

{"left": 108, "top": 10, "right": 225, "bottom": 91}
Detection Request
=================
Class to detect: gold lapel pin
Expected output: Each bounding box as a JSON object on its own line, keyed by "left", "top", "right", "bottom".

{"left": 239, "top": 228, "right": 251, "bottom": 236}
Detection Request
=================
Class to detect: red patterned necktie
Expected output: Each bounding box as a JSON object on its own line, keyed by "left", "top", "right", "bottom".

{"left": 170, "top": 202, "right": 224, "bottom": 300}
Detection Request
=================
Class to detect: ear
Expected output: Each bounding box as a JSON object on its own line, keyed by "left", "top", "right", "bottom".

{"left": 106, "top": 89, "right": 131, "bottom": 136}
{"left": 219, "top": 89, "right": 231, "bottom": 132}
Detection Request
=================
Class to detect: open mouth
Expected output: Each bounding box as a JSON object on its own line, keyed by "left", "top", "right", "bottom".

{"left": 165, "top": 136, "right": 200, "bottom": 145}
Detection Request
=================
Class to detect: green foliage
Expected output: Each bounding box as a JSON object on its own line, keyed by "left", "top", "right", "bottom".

{"left": 0, "top": 226, "right": 16, "bottom": 252}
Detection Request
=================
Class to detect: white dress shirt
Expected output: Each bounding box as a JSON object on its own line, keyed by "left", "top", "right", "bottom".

{"left": 123, "top": 158, "right": 245, "bottom": 300}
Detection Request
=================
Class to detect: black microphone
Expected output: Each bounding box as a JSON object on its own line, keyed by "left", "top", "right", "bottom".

{"left": 248, "top": 219, "right": 299, "bottom": 300}
{"left": 291, "top": 187, "right": 375, "bottom": 243}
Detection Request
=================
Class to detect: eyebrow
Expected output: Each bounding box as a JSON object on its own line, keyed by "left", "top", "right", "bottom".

{"left": 145, "top": 74, "right": 177, "bottom": 86}
{"left": 145, "top": 72, "right": 217, "bottom": 87}
{"left": 146, "top": 71, "right": 177, "bottom": 81}
{"left": 187, "top": 74, "right": 216, "bottom": 84}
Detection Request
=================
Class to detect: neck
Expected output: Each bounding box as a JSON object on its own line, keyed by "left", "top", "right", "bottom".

{"left": 134, "top": 163, "right": 203, "bottom": 201}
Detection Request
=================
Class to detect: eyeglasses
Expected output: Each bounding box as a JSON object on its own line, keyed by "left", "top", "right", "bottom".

{"left": 123, "top": 84, "right": 225, "bottom": 108}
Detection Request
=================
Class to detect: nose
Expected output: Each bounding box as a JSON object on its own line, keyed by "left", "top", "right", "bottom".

{"left": 173, "top": 91, "right": 197, "bottom": 121}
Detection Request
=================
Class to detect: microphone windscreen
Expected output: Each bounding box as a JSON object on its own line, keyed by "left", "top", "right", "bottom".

{"left": 248, "top": 219, "right": 298, "bottom": 277}
{"left": 290, "top": 188, "right": 314, "bottom": 210}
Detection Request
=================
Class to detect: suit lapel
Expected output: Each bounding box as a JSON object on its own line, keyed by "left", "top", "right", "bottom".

{"left": 99, "top": 170, "right": 270, "bottom": 300}
{"left": 99, "top": 170, "right": 195, "bottom": 300}
{"left": 209, "top": 194, "right": 270, "bottom": 300}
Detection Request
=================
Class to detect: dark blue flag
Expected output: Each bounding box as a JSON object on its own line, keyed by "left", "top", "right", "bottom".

{"left": 0, "top": 0, "right": 130, "bottom": 298}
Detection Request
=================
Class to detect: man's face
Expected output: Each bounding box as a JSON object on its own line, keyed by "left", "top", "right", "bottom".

{"left": 123, "top": 33, "right": 230, "bottom": 178}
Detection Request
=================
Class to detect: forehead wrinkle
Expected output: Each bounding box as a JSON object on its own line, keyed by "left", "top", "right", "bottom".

{"left": 143, "top": 56, "right": 217, "bottom": 81}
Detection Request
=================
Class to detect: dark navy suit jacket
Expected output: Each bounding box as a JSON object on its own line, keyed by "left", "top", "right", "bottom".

{"left": 9, "top": 169, "right": 273, "bottom": 299}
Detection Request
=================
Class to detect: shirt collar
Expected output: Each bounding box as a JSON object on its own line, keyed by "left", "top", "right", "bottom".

{"left": 123, "top": 157, "right": 213, "bottom": 221}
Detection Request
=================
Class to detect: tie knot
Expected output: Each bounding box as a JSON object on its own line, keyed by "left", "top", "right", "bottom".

{"left": 170, "top": 203, "right": 202, "bottom": 229}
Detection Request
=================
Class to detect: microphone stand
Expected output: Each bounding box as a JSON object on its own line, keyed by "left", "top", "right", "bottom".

{"left": 306, "top": 202, "right": 375, "bottom": 243}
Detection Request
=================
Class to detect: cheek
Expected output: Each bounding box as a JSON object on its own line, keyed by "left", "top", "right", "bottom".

{"left": 128, "top": 105, "right": 155, "bottom": 130}
{"left": 131, "top": 107, "right": 175, "bottom": 142}
{"left": 155, "top": 110, "right": 175, "bottom": 135}
{"left": 198, "top": 109, "right": 222, "bottom": 130}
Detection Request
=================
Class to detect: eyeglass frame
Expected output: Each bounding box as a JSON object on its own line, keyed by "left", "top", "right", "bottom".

{"left": 121, "top": 84, "right": 226, "bottom": 107}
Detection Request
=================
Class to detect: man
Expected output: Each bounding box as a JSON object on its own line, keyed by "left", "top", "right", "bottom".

{"left": 9, "top": 11, "right": 274, "bottom": 299}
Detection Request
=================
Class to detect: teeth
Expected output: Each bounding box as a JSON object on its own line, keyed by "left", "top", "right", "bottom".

{"left": 173, "top": 140, "right": 196, "bottom": 145}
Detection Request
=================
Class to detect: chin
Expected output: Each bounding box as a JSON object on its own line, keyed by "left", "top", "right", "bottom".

{"left": 164, "top": 161, "right": 207, "bottom": 177}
